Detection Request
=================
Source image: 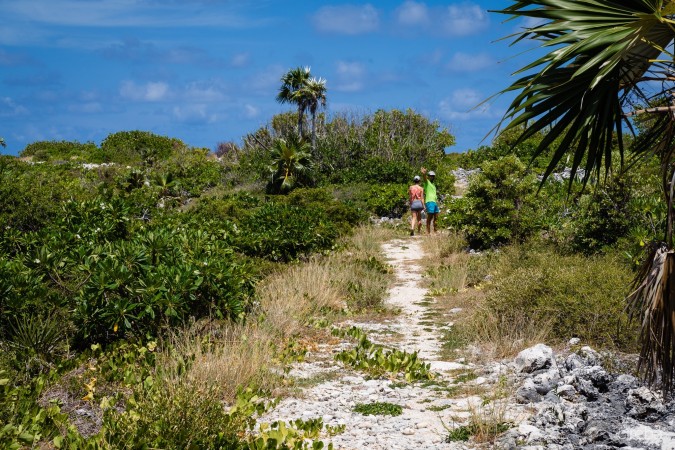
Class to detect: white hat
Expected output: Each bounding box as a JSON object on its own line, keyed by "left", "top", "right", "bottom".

{"left": 413, "top": 175, "right": 420, "bottom": 181}
{"left": 428, "top": 171, "right": 436, "bottom": 176}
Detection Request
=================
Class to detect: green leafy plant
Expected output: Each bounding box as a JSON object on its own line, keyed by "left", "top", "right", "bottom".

{"left": 267, "top": 136, "right": 314, "bottom": 193}
{"left": 365, "top": 183, "right": 407, "bottom": 218}
{"left": 7, "top": 314, "right": 67, "bottom": 372}
{"left": 332, "top": 327, "right": 432, "bottom": 381}
{"left": 353, "top": 402, "right": 402, "bottom": 416}
{"left": 444, "top": 155, "right": 537, "bottom": 249}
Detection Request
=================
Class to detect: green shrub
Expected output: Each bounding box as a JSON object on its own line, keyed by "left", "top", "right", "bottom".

{"left": 236, "top": 202, "right": 341, "bottom": 262}
{"left": 353, "top": 402, "right": 402, "bottom": 416}
{"left": 100, "top": 130, "right": 185, "bottom": 165}
{"left": 365, "top": 183, "right": 407, "bottom": 217}
{"left": 444, "top": 156, "right": 538, "bottom": 249}
{"left": 187, "top": 192, "right": 263, "bottom": 224}
{"left": 72, "top": 223, "right": 256, "bottom": 345}
{"left": 282, "top": 187, "right": 368, "bottom": 228}
{"left": 480, "top": 242, "right": 636, "bottom": 349}
{"left": 155, "top": 148, "right": 224, "bottom": 196}
{"left": 554, "top": 175, "right": 641, "bottom": 255}
{"left": 0, "top": 158, "right": 94, "bottom": 233}
{"left": 334, "top": 157, "right": 414, "bottom": 184}
{"left": 20, "top": 140, "right": 103, "bottom": 162}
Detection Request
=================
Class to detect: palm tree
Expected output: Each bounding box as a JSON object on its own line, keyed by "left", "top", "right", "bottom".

{"left": 492, "top": 0, "right": 675, "bottom": 394}
{"left": 268, "top": 136, "right": 313, "bottom": 193}
{"left": 299, "top": 77, "right": 328, "bottom": 152}
{"left": 276, "top": 67, "right": 312, "bottom": 137}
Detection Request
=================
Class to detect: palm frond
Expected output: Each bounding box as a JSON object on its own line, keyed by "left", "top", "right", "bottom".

{"left": 626, "top": 243, "right": 675, "bottom": 395}
{"left": 493, "top": 0, "right": 675, "bottom": 184}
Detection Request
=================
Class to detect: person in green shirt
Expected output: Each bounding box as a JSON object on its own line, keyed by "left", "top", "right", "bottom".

{"left": 421, "top": 167, "right": 439, "bottom": 234}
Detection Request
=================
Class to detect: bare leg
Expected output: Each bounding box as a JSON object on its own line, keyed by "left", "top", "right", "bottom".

{"left": 426, "top": 214, "right": 432, "bottom": 234}
{"left": 411, "top": 211, "right": 421, "bottom": 235}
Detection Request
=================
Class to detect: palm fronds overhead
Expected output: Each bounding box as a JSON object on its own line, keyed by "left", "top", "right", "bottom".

{"left": 493, "top": 0, "right": 675, "bottom": 185}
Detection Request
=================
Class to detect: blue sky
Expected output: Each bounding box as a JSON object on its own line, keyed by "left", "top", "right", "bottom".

{"left": 0, "top": 0, "right": 538, "bottom": 155}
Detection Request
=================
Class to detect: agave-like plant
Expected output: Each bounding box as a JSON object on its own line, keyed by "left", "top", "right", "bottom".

{"left": 493, "top": 0, "right": 675, "bottom": 394}
{"left": 268, "top": 136, "right": 313, "bottom": 193}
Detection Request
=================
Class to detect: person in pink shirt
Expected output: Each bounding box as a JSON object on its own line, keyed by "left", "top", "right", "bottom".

{"left": 408, "top": 175, "right": 425, "bottom": 236}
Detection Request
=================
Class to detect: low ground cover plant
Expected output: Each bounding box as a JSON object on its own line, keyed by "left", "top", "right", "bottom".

{"left": 333, "top": 327, "right": 432, "bottom": 381}
{"left": 353, "top": 402, "right": 403, "bottom": 416}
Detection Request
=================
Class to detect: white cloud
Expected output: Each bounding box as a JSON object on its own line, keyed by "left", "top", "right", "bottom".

{"left": 415, "top": 49, "right": 444, "bottom": 66}
{"left": 441, "top": 3, "right": 488, "bottom": 36}
{"left": 336, "top": 61, "right": 366, "bottom": 78}
{"left": 312, "top": 4, "right": 379, "bottom": 35}
{"left": 183, "top": 81, "right": 227, "bottom": 102}
{"left": 437, "top": 88, "right": 496, "bottom": 121}
{"left": 445, "top": 52, "right": 494, "bottom": 72}
{"left": 120, "top": 81, "right": 169, "bottom": 101}
{"left": 334, "top": 61, "right": 367, "bottom": 92}
{"left": 246, "top": 64, "right": 285, "bottom": 93}
{"left": 395, "top": 1, "right": 429, "bottom": 26}
{"left": 230, "top": 52, "right": 250, "bottom": 68}
{"left": 243, "top": 104, "right": 259, "bottom": 118}
{"left": 0, "top": 97, "right": 29, "bottom": 117}
{"left": 172, "top": 104, "right": 217, "bottom": 124}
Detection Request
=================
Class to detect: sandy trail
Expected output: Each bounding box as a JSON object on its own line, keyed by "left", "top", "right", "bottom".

{"left": 260, "top": 237, "right": 474, "bottom": 450}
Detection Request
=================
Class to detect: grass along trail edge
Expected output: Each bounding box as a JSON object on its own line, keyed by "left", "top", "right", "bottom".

{"left": 258, "top": 235, "right": 519, "bottom": 449}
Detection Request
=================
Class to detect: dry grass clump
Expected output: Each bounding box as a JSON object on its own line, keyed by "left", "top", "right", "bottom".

{"left": 158, "top": 322, "right": 279, "bottom": 402}
{"left": 256, "top": 258, "right": 345, "bottom": 338}
{"left": 445, "top": 378, "right": 514, "bottom": 444}
{"left": 347, "top": 225, "right": 400, "bottom": 259}
{"left": 420, "top": 232, "right": 470, "bottom": 295}
{"left": 421, "top": 231, "right": 467, "bottom": 263}
{"left": 463, "top": 304, "right": 553, "bottom": 361}
{"left": 457, "top": 242, "right": 638, "bottom": 359}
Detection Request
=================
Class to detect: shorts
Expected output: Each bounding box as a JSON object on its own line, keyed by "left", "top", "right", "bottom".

{"left": 410, "top": 199, "right": 424, "bottom": 211}
{"left": 426, "top": 201, "right": 440, "bottom": 214}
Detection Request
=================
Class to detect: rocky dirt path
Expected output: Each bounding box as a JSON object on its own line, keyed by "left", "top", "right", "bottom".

{"left": 260, "top": 237, "right": 508, "bottom": 449}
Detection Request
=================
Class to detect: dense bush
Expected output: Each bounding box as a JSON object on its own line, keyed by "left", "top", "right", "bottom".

{"left": 100, "top": 130, "right": 185, "bottom": 165}
{"left": 444, "top": 155, "right": 538, "bottom": 249}
{"left": 0, "top": 158, "right": 96, "bottom": 233}
{"left": 0, "top": 193, "right": 259, "bottom": 348}
{"left": 239, "top": 109, "right": 456, "bottom": 188}
{"left": 365, "top": 183, "right": 408, "bottom": 218}
{"left": 20, "top": 140, "right": 103, "bottom": 162}
{"left": 235, "top": 202, "right": 341, "bottom": 262}
{"left": 557, "top": 175, "right": 636, "bottom": 254}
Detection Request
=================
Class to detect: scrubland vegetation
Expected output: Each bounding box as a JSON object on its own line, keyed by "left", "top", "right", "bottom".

{"left": 0, "top": 110, "right": 450, "bottom": 448}
{"left": 1, "top": 95, "right": 671, "bottom": 448}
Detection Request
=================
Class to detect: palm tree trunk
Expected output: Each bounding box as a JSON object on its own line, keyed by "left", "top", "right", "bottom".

{"left": 311, "top": 112, "right": 317, "bottom": 152}
{"left": 297, "top": 107, "right": 304, "bottom": 138}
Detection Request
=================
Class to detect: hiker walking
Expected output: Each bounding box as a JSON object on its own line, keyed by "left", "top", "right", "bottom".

{"left": 408, "top": 175, "right": 425, "bottom": 236}
{"left": 421, "top": 167, "right": 439, "bottom": 234}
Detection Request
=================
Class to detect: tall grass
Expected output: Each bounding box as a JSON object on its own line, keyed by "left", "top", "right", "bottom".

{"left": 158, "top": 322, "right": 278, "bottom": 401}
{"left": 466, "top": 242, "right": 638, "bottom": 355}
